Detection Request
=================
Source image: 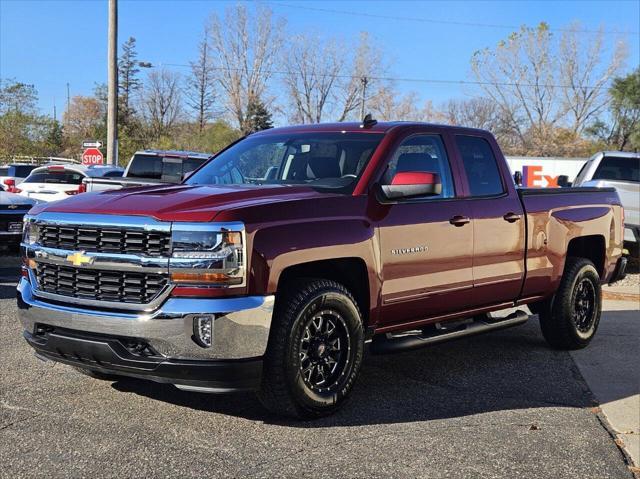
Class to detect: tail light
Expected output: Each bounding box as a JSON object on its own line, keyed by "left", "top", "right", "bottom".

{"left": 4, "top": 178, "right": 18, "bottom": 193}
{"left": 65, "top": 184, "right": 86, "bottom": 195}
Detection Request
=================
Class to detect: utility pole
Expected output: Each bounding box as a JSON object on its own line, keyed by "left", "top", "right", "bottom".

{"left": 107, "top": 0, "right": 118, "bottom": 166}
{"left": 359, "top": 76, "right": 368, "bottom": 120}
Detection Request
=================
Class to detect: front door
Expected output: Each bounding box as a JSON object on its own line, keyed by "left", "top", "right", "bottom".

{"left": 377, "top": 133, "right": 474, "bottom": 326}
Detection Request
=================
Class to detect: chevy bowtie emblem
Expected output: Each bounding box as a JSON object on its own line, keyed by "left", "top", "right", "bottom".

{"left": 7, "top": 205, "right": 18, "bottom": 209}
{"left": 66, "top": 251, "right": 94, "bottom": 267}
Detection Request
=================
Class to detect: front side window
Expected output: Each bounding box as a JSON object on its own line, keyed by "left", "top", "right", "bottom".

{"left": 593, "top": 156, "right": 639, "bottom": 183}
{"left": 187, "top": 132, "right": 384, "bottom": 193}
{"left": 383, "top": 134, "right": 455, "bottom": 199}
{"left": 456, "top": 135, "right": 504, "bottom": 196}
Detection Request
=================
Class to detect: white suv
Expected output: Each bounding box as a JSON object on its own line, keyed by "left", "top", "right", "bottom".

{"left": 18, "top": 164, "right": 123, "bottom": 202}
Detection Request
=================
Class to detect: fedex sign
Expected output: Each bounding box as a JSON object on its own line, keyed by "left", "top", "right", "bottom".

{"left": 505, "top": 157, "right": 587, "bottom": 189}
{"left": 523, "top": 165, "right": 559, "bottom": 187}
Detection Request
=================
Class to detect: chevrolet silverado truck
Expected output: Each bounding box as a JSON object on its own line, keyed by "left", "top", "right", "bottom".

{"left": 17, "top": 121, "right": 628, "bottom": 418}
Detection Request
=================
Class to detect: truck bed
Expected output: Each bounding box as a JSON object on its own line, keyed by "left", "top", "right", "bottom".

{"left": 517, "top": 186, "right": 623, "bottom": 301}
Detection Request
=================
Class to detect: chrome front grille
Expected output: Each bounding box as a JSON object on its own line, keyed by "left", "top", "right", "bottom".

{"left": 35, "top": 263, "right": 168, "bottom": 304}
{"left": 38, "top": 224, "right": 171, "bottom": 257}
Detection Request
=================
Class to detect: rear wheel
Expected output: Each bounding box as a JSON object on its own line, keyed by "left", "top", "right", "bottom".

{"left": 538, "top": 257, "right": 602, "bottom": 350}
{"left": 258, "top": 279, "right": 364, "bottom": 419}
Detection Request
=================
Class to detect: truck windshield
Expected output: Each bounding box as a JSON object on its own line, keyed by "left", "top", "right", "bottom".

{"left": 186, "top": 132, "right": 384, "bottom": 192}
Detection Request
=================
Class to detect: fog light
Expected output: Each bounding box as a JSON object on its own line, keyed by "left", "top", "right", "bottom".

{"left": 193, "top": 315, "right": 214, "bottom": 348}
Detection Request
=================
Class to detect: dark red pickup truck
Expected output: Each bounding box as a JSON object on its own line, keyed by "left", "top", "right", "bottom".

{"left": 18, "top": 121, "right": 627, "bottom": 418}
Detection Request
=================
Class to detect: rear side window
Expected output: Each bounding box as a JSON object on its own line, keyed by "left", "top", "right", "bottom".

{"left": 103, "top": 170, "right": 124, "bottom": 177}
{"left": 0, "top": 167, "right": 8, "bottom": 176}
{"left": 24, "top": 171, "right": 83, "bottom": 184}
{"left": 456, "top": 135, "right": 504, "bottom": 196}
{"left": 593, "top": 157, "right": 639, "bottom": 183}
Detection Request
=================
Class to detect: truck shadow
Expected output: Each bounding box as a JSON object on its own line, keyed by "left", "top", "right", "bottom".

{"left": 110, "top": 313, "right": 639, "bottom": 427}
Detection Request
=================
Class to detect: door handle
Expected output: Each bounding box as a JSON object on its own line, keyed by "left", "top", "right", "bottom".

{"left": 503, "top": 212, "right": 521, "bottom": 223}
{"left": 449, "top": 215, "right": 471, "bottom": 227}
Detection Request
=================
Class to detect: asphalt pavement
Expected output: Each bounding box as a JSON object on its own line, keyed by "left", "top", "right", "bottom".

{"left": 0, "top": 261, "right": 637, "bottom": 478}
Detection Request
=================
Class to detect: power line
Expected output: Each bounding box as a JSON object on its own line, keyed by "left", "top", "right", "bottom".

{"left": 156, "top": 62, "right": 613, "bottom": 91}
{"left": 268, "top": 1, "right": 639, "bottom": 36}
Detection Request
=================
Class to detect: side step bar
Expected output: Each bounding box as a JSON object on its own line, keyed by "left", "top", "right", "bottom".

{"left": 370, "top": 310, "right": 529, "bottom": 355}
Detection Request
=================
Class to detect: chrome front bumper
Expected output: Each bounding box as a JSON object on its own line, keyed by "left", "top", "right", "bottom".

{"left": 17, "top": 278, "right": 274, "bottom": 361}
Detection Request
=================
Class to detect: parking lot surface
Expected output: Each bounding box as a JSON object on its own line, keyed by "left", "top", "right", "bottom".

{"left": 0, "top": 262, "right": 636, "bottom": 479}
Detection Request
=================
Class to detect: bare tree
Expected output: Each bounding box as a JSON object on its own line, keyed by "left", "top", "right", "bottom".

{"left": 559, "top": 24, "right": 627, "bottom": 134}
{"left": 471, "top": 23, "right": 563, "bottom": 148}
{"left": 142, "top": 69, "right": 182, "bottom": 139}
{"left": 337, "top": 32, "right": 385, "bottom": 122}
{"left": 63, "top": 96, "right": 104, "bottom": 139}
{"left": 368, "top": 85, "right": 422, "bottom": 121}
{"left": 208, "top": 4, "right": 284, "bottom": 134}
{"left": 440, "top": 97, "right": 503, "bottom": 131}
{"left": 186, "top": 28, "right": 216, "bottom": 132}
{"left": 283, "top": 34, "right": 345, "bottom": 123}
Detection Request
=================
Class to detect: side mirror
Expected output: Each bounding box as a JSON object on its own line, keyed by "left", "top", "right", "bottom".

{"left": 557, "top": 175, "right": 571, "bottom": 187}
{"left": 513, "top": 171, "right": 523, "bottom": 186}
{"left": 379, "top": 171, "right": 442, "bottom": 201}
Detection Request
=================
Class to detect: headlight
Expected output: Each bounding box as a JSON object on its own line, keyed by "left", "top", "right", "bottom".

{"left": 169, "top": 223, "right": 245, "bottom": 287}
{"left": 22, "top": 218, "right": 39, "bottom": 245}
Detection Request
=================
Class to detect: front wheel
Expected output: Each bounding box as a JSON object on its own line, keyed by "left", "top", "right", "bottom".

{"left": 538, "top": 257, "right": 602, "bottom": 350}
{"left": 258, "top": 279, "right": 364, "bottom": 419}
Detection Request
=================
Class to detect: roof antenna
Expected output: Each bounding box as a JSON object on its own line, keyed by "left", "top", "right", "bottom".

{"left": 360, "top": 113, "right": 377, "bottom": 129}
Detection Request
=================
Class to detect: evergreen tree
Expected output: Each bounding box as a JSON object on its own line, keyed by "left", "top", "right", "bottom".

{"left": 244, "top": 99, "right": 273, "bottom": 134}
{"left": 118, "top": 37, "right": 141, "bottom": 125}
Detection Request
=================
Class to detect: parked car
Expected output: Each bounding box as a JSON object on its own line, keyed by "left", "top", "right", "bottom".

{"left": 17, "top": 121, "right": 627, "bottom": 418}
{"left": 0, "top": 164, "right": 39, "bottom": 193}
{"left": 17, "top": 164, "right": 123, "bottom": 202}
{"left": 573, "top": 151, "right": 639, "bottom": 252}
{"left": 83, "top": 150, "right": 213, "bottom": 192}
{"left": 0, "top": 184, "right": 37, "bottom": 247}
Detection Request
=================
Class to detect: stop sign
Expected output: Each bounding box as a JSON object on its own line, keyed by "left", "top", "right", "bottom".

{"left": 82, "top": 148, "right": 104, "bottom": 165}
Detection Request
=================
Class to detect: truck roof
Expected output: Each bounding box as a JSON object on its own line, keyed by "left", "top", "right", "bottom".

{"left": 251, "top": 121, "right": 490, "bottom": 136}
{"left": 135, "top": 149, "right": 214, "bottom": 160}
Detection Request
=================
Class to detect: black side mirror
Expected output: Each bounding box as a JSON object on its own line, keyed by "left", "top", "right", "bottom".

{"left": 557, "top": 175, "right": 571, "bottom": 187}
{"left": 513, "top": 171, "right": 523, "bottom": 186}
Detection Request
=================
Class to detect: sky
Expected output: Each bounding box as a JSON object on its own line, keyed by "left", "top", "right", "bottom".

{"left": 1, "top": 0, "right": 639, "bottom": 122}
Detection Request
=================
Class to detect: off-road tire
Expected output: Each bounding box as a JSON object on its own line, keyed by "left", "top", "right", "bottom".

{"left": 538, "top": 257, "right": 602, "bottom": 350}
{"left": 258, "top": 279, "right": 365, "bottom": 419}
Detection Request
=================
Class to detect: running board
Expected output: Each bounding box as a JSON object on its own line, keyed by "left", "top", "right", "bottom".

{"left": 369, "top": 310, "right": 529, "bottom": 355}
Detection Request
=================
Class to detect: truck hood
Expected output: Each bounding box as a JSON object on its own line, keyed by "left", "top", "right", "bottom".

{"left": 29, "top": 184, "right": 333, "bottom": 222}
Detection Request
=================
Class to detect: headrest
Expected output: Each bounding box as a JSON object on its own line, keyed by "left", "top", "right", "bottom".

{"left": 396, "top": 153, "right": 438, "bottom": 173}
{"left": 306, "top": 156, "right": 341, "bottom": 179}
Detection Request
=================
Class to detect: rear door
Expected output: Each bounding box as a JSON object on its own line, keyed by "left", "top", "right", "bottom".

{"left": 377, "top": 131, "right": 474, "bottom": 325}
{"left": 453, "top": 134, "right": 525, "bottom": 306}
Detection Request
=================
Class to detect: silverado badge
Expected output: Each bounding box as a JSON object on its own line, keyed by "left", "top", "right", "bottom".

{"left": 66, "top": 251, "right": 94, "bottom": 267}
